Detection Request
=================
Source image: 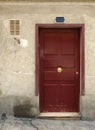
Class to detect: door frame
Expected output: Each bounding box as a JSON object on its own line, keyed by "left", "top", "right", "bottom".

{"left": 35, "top": 24, "right": 85, "bottom": 112}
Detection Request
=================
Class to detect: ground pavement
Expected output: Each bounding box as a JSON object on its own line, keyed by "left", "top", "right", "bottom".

{"left": 0, "top": 116, "right": 95, "bottom": 130}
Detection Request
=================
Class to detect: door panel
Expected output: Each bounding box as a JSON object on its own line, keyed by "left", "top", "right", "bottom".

{"left": 44, "top": 69, "right": 75, "bottom": 81}
{"left": 63, "top": 55, "right": 75, "bottom": 67}
{"left": 63, "top": 69, "right": 75, "bottom": 81}
{"left": 61, "top": 84, "right": 76, "bottom": 112}
{"left": 39, "top": 28, "right": 80, "bottom": 112}
{"left": 44, "top": 33, "right": 59, "bottom": 54}
{"left": 60, "top": 32, "right": 75, "bottom": 54}
{"left": 44, "top": 84, "right": 60, "bottom": 108}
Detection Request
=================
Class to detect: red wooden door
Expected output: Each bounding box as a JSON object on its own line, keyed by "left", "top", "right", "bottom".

{"left": 39, "top": 28, "right": 80, "bottom": 112}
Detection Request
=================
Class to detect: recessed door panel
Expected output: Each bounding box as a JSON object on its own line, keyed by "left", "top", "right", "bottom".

{"left": 44, "top": 32, "right": 59, "bottom": 54}
{"left": 60, "top": 32, "right": 75, "bottom": 54}
{"left": 63, "top": 55, "right": 75, "bottom": 67}
{"left": 44, "top": 84, "right": 60, "bottom": 111}
{"left": 63, "top": 69, "right": 75, "bottom": 81}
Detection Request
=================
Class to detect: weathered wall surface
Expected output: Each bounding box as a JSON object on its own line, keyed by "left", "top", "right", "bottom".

{"left": 0, "top": 0, "right": 95, "bottom": 2}
{"left": 0, "top": 2, "right": 95, "bottom": 119}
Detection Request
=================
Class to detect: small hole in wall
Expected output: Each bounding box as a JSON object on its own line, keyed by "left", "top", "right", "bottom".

{"left": 10, "top": 20, "right": 20, "bottom": 35}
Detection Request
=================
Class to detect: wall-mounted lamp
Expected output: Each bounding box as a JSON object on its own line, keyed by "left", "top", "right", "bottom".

{"left": 14, "top": 38, "right": 28, "bottom": 48}
{"left": 56, "top": 17, "right": 65, "bottom": 23}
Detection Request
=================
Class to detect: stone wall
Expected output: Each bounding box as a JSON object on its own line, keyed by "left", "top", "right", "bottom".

{"left": 0, "top": 0, "right": 95, "bottom": 2}
{"left": 0, "top": 2, "right": 95, "bottom": 119}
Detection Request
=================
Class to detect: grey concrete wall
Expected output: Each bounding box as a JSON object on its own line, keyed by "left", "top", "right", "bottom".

{"left": 0, "top": 2, "right": 95, "bottom": 119}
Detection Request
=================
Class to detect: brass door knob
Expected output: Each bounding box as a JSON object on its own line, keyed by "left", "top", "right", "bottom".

{"left": 57, "top": 67, "right": 62, "bottom": 73}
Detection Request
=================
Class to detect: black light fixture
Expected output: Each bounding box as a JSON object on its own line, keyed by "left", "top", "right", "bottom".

{"left": 56, "top": 17, "right": 65, "bottom": 23}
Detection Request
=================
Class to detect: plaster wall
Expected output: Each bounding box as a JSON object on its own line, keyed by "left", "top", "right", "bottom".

{"left": 0, "top": 0, "right": 95, "bottom": 2}
{"left": 0, "top": 2, "right": 95, "bottom": 118}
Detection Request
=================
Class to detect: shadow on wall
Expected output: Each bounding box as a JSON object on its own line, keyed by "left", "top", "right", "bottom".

{"left": 0, "top": 95, "right": 39, "bottom": 118}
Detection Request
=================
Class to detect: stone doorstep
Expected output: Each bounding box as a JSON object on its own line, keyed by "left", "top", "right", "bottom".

{"left": 37, "top": 126, "right": 46, "bottom": 130}
{"left": 39, "top": 112, "right": 81, "bottom": 119}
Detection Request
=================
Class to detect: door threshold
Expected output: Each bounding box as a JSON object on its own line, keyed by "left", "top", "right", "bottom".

{"left": 39, "top": 112, "right": 81, "bottom": 119}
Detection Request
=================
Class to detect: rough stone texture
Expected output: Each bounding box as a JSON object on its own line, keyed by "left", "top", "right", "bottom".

{"left": 0, "top": 117, "right": 95, "bottom": 130}
{"left": 0, "top": 2, "right": 95, "bottom": 119}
